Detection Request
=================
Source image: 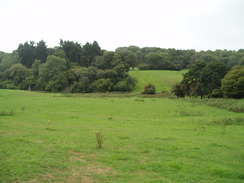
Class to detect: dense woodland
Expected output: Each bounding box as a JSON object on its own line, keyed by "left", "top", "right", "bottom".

{"left": 0, "top": 40, "right": 243, "bottom": 97}
{"left": 172, "top": 63, "right": 244, "bottom": 99}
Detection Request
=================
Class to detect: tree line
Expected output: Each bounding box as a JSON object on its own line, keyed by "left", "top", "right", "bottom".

{"left": 116, "top": 46, "right": 244, "bottom": 71}
{"left": 0, "top": 40, "right": 136, "bottom": 92}
{"left": 0, "top": 40, "right": 243, "bottom": 95}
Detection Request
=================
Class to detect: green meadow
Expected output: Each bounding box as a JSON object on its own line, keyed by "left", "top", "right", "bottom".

{"left": 1, "top": 89, "right": 244, "bottom": 183}
{"left": 129, "top": 70, "right": 187, "bottom": 93}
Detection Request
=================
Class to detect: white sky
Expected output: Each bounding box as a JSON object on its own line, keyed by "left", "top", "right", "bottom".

{"left": 0, "top": 0, "right": 243, "bottom": 52}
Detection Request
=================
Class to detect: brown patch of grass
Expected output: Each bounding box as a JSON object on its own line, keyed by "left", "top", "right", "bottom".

{"left": 0, "top": 131, "right": 20, "bottom": 136}
{"left": 140, "top": 159, "right": 148, "bottom": 164}
{"left": 66, "top": 163, "right": 114, "bottom": 183}
{"left": 68, "top": 151, "right": 98, "bottom": 161}
{"left": 86, "top": 164, "right": 113, "bottom": 175}
{"left": 26, "top": 172, "right": 55, "bottom": 183}
{"left": 34, "top": 140, "right": 44, "bottom": 144}
{"left": 67, "top": 151, "right": 115, "bottom": 182}
{"left": 26, "top": 151, "right": 115, "bottom": 183}
{"left": 70, "top": 156, "right": 86, "bottom": 162}
{"left": 67, "top": 168, "right": 97, "bottom": 183}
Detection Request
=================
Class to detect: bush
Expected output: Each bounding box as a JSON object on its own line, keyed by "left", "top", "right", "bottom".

{"left": 221, "top": 66, "right": 244, "bottom": 99}
{"left": 171, "top": 83, "right": 185, "bottom": 98}
{"left": 143, "top": 84, "right": 156, "bottom": 94}
{"left": 0, "top": 80, "right": 18, "bottom": 89}
{"left": 114, "top": 76, "right": 137, "bottom": 92}
{"left": 91, "top": 78, "right": 112, "bottom": 92}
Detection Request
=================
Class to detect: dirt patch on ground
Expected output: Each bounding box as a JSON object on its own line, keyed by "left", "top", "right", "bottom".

{"left": 34, "top": 140, "right": 45, "bottom": 144}
{"left": 69, "top": 151, "right": 97, "bottom": 162}
{"left": 67, "top": 151, "right": 115, "bottom": 182}
{"left": 67, "top": 169, "right": 97, "bottom": 183}
{"left": 26, "top": 151, "right": 115, "bottom": 183}
{"left": 65, "top": 161, "right": 114, "bottom": 183}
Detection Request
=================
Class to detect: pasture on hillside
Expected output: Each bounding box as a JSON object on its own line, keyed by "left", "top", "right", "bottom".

{"left": 129, "top": 70, "right": 187, "bottom": 93}
{"left": 0, "top": 89, "right": 244, "bottom": 183}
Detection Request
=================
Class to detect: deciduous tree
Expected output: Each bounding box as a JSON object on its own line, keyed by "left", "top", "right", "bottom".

{"left": 221, "top": 66, "right": 244, "bottom": 98}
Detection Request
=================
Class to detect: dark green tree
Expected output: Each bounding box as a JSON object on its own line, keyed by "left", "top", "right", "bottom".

{"left": 180, "top": 61, "right": 206, "bottom": 97}
{"left": 8, "top": 63, "right": 30, "bottom": 85}
{"left": 171, "top": 83, "right": 185, "bottom": 98}
{"left": 91, "top": 78, "right": 112, "bottom": 92}
{"left": 80, "top": 41, "right": 101, "bottom": 67}
{"left": 17, "top": 41, "right": 36, "bottom": 67}
{"left": 59, "top": 40, "right": 82, "bottom": 64}
{"left": 36, "top": 40, "right": 48, "bottom": 63}
{"left": 221, "top": 66, "right": 244, "bottom": 99}
{"left": 31, "top": 59, "right": 42, "bottom": 77}
{"left": 38, "top": 55, "right": 67, "bottom": 90}
{"left": 114, "top": 76, "right": 137, "bottom": 92}
{"left": 199, "top": 62, "right": 228, "bottom": 97}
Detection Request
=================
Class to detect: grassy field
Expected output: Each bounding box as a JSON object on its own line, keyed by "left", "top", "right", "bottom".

{"left": 1, "top": 89, "right": 244, "bottom": 183}
{"left": 129, "top": 70, "right": 187, "bottom": 93}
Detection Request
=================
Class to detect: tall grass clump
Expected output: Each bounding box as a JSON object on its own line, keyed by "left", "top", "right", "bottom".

{"left": 205, "top": 99, "right": 244, "bottom": 113}
{"left": 96, "top": 132, "right": 104, "bottom": 149}
{"left": 0, "top": 109, "right": 15, "bottom": 116}
{"left": 210, "top": 117, "right": 244, "bottom": 126}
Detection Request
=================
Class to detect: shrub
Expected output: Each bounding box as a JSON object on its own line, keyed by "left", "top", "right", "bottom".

{"left": 171, "top": 83, "right": 185, "bottom": 98}
{"left": 143, "top": 84, "right": 156, "bottom": 94}
{"left": 221, "top": 66, "right": 244, "bottom": 99}
{"left": 91, "top": 78, "right": 112, "bottom": 92}
{"left": 114, "top": 76, "right": 137, "bottom": 92}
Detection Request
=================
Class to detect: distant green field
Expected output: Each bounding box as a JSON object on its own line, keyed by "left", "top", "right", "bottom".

{"left": 1, "top": 89, "right": 244, "bottom": 182}
{"left": 129, "top": 70, "right": 187, "bottom": 93}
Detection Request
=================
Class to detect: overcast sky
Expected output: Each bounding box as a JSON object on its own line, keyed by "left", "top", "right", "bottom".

{"left": 0, "top": 0, "right": 243, "bottom": 52}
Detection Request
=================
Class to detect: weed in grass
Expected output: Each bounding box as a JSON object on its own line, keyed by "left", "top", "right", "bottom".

{"left": 46, "top": 120, "right": 55, "bottom": 130}
{"left": 96, "top": 132, "right": 104, "bottom": 149}
{"left": 108, "top": 115, "right": 113, "bottom": 120}
{"left": 134, "top": 98, "right": 145, "bottom": 102}
{"left": 179, "top": 111, "right": 203, "bottom": 116}
{"left": 118, "top": 136, "right": 130, "bottom": 140}
{"left": 155, "top": 136, "right": 169, "bottom": 140}
{"left": 21, "top": 106, "right": 26, "bottom": 111}
{"left": 179, "top": 111, "right": 191, "bottom": 116}
{"left": 0, "top": 109, "right": 15, "bottom": 116}
{"left": 141, "top": 149, "right": 151, "bottom": 154}
{"left": 204, "top": 99, "right": 244, "bottom": 113}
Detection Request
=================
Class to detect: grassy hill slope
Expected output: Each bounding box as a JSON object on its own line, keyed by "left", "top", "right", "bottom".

{"left": 129, "top": 70, "right": 187, "bottom": 93}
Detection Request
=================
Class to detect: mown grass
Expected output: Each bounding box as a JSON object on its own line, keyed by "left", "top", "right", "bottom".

{"left": 0, "top": 89, "right": 244, "bottom": 183}
{"left": 129, "top": 70, "right": 187, "bottom": 93}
